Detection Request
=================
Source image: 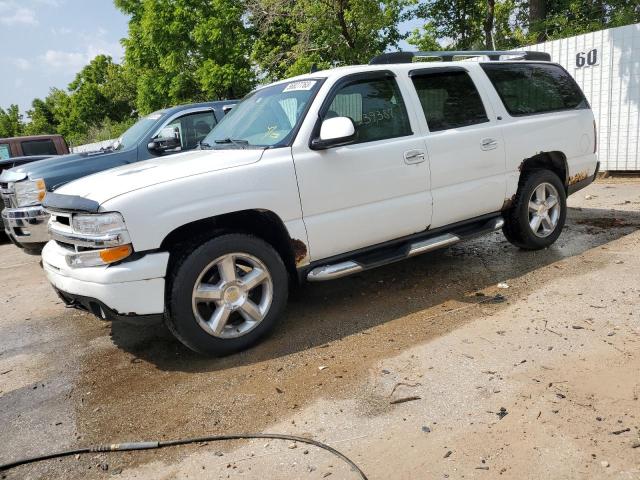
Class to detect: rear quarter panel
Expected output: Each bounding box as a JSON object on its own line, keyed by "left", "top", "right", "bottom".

{"left": 473, "top": 63, "right": 598, "bottom": 199}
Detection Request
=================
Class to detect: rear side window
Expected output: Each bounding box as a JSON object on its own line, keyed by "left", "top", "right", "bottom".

{"left": 0, "top": 143, "right": 10, "bottom": 159}
{"left": 411, "top": 70, "right": 489, "bottom": 131}
{"left": 481, "top": 63, "right": 588, "bottom": 116}
{"left": 323, "top": 76, "right": 412, "bottom": 144}
{"left": 21, "top": 139, "right": 58, "bottom": 156}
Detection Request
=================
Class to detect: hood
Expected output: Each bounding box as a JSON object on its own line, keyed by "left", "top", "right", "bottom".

{"left": 0, "top": 149, "right": 131, "bottom": 190}
{"left": 55, "top": 148, "right": 266, "bottom": 206}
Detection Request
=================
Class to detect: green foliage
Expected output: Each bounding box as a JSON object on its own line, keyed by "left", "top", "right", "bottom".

{"left": 410, "top": 0, "right": 640, "bottom": 51}
{"left": 530, "top": 0, "right": 640, "bottom": 43}
{"left": 0, "top": 105, "right": 24, "bottom": 138}
{"left": 115, "top": 0, "right": 255, "bottom": 114}
{"left": 4, "top": 0, "right": 639, "bottom": 146}
{"left": 248, "top": 0, "right": 412, "bottom": 80}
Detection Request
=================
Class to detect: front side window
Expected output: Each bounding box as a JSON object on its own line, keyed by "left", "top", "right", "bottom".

{"left": 164, "top": 111, "right": 217, "bottom": 150}
{"left": 481, "top": 63, "right": 588, "bottom": 116}
{"left": 0, "top": 143, "right": 10, "bottom": 160}
{"left": 112, "top": 112, "right": 163, "bottom": 151}
{"left": 203, "top": 79, "right": 322, "bottom": 149}
{"left": 21, "top": 139, "right": 57, "bottom": 156}
{"left": 411, "top": 70, "right": 489, "bottom": 132}
{"left": 322, "top": 76, "right": 412, "bottom": 143}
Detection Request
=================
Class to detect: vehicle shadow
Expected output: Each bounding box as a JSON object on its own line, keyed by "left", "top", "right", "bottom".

{"left": 109, "top": 205, "right": 640, "bottom": 372}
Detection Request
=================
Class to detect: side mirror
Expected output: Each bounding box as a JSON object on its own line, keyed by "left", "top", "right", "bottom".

{"left": 222, "top": 104, "right": 235, "bottom": 115}
{"left": 311, "top": 117, "right": 356, "bottom": 150}
{"left": 148, "top": 126, "right": 181, "bottom": 152}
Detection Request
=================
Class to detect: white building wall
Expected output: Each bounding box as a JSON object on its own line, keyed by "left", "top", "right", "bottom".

{"left": 70, "top": 139, "right": 115, "bottom": 153}
{"left": 526, "top": 23, "right": 640, "bottom": 171}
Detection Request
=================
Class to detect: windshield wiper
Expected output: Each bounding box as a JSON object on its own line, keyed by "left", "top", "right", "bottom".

{"left": 214, "top": 138, "right": 250, "bottom": 147}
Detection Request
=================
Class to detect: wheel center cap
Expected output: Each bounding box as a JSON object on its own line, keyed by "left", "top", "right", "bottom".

{"left": 223, "top": 285, "right": 244, "bottom": 307}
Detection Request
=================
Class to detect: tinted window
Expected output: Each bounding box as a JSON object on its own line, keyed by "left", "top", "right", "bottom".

{"left": 411, "top": 70, "right": 488, "bottom": 131}
{"left": 0, "top": 143, "right": 10, "bottom": 159}
{"left": 165, "top": 111, "right": 217, "bottom": 150}
{"left": 21, "top": 139, "right": 57, "bottom": 156}
{"left": 481, "top": 63, "right": 588, "bottom": 116}
{"left": 323, "top": 77, "right": 412, "bottom": 143}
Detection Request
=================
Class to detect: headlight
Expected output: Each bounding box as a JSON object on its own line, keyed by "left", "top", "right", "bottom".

{"left": 53, "top": 212, "right": 133, "bottom": 268}
{"left": 72, "top": 212, "right": 127, "bottom": 236}
{"left": 14, "top": 178, "right": 46, "bottom": 207}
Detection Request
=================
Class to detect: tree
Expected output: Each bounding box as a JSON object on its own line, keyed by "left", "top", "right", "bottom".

{"left": 115, "top": 0, "right": 255, "bottom": 114}
{"left": 410, "top": 0, "right": 485, "bottom": 50}
{"left": 248, "top": 0, "right": 412, "bottom": 80}
{"left": 0, "top": 105, "right": 25, "bottom": 138}
{"left": 24, "top": 97, "right": 58, "bottom": 135}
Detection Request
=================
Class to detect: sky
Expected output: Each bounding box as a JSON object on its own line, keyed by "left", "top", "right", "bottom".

{"left": 0, "top": 0, "right": 128, "bottom": 114}
{"left": 0, "top": 0, "right": 423, "bottom": 116}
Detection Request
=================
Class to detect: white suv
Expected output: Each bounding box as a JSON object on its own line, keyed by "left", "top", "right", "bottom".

{"left": 41, "top": 51, "right": 599, "bottom": 355}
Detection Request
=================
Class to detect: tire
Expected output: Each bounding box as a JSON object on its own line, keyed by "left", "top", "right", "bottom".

{"left": 165, "top": 233, "right": 288, "bottom": 355}
{"left": 503, "top": 169, "right": 567, "bottom": 250}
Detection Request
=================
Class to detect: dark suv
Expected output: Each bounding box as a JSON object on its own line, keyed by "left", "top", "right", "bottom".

{"left": 0, "top": 100, "right": 235, "bottom": 253}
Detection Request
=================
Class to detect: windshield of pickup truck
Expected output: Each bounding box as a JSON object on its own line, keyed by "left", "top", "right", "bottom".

{"left": 111, "top": 112, "right": 163, "bottom": 151}
{"left": 202, "top": 80, "right": 322, "bottom": 149}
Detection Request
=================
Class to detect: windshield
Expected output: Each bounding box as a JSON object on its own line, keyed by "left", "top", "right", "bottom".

{"left": 202, "top": 79, "right": 322, "bottom": 149}
{"left": 111, "top": 112, "right": 163, "bottom": 151}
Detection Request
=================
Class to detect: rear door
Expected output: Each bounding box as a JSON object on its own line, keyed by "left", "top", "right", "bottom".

{"left": 408, "top": 67, "right": 507, "bottom": 228}
{"left": 292, "top": 71, "right": 432, "bottom": 261}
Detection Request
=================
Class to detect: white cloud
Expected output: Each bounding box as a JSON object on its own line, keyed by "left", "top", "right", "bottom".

{"left": 11, "top": 58, "right": 31, "bottom": 70}
{"left": 41, "top": 50, "right": 86, "bottom": 69}
{"left": 0, "top": 6, "right": 37, "bottom": 25}
{"left": 51, "top": 26, "right": 72, "bottom": 35}
{"left": 41, "top": 41, "right": 124, "bottom": 70}
{"left": 34, "top": 0, "right": 62, "bottom": 6}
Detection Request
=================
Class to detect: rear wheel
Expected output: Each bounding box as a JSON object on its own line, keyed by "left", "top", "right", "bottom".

{"left": 503, "top": 169, "right": 567, "bottom": 250}
{"left": 165, "top": 234, "right": 288, "bottom": 355}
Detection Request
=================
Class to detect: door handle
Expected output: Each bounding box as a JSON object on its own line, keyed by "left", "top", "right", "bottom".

{"left": 404, "top": 149, "right": 426, "bottom": 164}
{"left": 481, "top": 138, "right": 498, "bottom": 151}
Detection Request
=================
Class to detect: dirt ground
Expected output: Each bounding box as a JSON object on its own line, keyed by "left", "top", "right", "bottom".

{"left": 1, "top": 178, "right": 639, "bottom": 480}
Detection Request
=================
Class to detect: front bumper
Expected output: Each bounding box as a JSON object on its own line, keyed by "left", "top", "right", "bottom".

{"left": 1, "top": 205, "right": 50, "bottom": 247}
{"left": 42, "top": 240, "right": 169, "bottom": 319}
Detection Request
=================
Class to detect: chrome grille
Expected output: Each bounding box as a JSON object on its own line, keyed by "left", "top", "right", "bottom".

{"left": 0, "top": 182, "right": 17, "bottom": 209}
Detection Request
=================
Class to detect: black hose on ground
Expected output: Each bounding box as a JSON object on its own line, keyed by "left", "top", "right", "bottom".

{"left": 0, "top": 433, "right": 368, "bottom": 479}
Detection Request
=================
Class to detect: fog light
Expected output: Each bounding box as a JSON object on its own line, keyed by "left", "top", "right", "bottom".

{"left": 66, "top": 244, "right": 133, "bottom": 268}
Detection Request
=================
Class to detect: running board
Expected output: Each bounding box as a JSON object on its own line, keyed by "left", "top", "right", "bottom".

{"left": 307, "top": 216, "right": 504, "bottom": 282}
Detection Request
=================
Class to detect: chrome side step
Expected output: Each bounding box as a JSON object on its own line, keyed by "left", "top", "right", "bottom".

{"left": 307, "top": 233, "right": 461, "bottom": 282}
{"left": 306, "top": 216, "right": 504, "bottom": 282}
{"left": 307, "top": 261, "right": 363, "bottom": 282}
{"left": 407, "top": 233, "right": 460, "bottom": 257}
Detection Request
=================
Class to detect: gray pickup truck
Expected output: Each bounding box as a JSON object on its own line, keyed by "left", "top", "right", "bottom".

{"left": 1, "top": 100, "right": 235, "bottom": 253}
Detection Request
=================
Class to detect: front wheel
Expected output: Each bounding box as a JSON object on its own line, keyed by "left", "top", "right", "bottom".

{"left": 165, "top": 234, "right": 288, "bottom": 355}
{"left": 503, "top": 169, "right": 567, "bottom": 250}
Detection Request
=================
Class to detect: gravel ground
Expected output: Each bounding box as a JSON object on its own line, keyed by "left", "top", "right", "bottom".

{"left": 0, "top": 178, "right": 639, "bottom": 479}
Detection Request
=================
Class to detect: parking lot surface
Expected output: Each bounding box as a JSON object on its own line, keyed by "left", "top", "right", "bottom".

{"left": 1, "top": 178, "right": 639, "bottom": 479}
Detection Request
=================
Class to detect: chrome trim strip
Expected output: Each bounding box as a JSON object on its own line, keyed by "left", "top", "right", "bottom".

{"left": 408, "top": 234, "right": 460, "bottom": 257}
{"left": 489, "top": 217, "right": 505, "bottom": 230}
{"left": 307, "top": 261, "right": 363, "bottom": 282}
{"left": 49, "top": 227, "right": 131, "bottom": 249}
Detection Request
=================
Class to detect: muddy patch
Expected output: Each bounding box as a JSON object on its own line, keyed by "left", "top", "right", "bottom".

{"left": 575, "top": 217, "right": 636, "bottom": 229}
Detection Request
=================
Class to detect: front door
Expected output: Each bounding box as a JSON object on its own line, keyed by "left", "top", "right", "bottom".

{"left": 292, "top": 72, "right": 432, "bottom": 261}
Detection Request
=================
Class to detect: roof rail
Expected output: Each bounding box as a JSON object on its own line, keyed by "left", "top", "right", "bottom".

{"left": 369, "top": 50, "right": 551, "bottom": 65}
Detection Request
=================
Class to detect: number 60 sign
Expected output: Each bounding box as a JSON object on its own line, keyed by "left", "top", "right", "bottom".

{"left": 576, "top": 49, "right": 598, "bottom": 68}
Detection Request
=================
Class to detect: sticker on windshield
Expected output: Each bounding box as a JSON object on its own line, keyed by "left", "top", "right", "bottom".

{"left": 283, "top": 81, "right": 316, "bottom": 92}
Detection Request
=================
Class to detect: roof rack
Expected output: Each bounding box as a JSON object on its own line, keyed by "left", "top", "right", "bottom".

{"left": 369, "top": 50, "right": 551, "bottom": 65}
